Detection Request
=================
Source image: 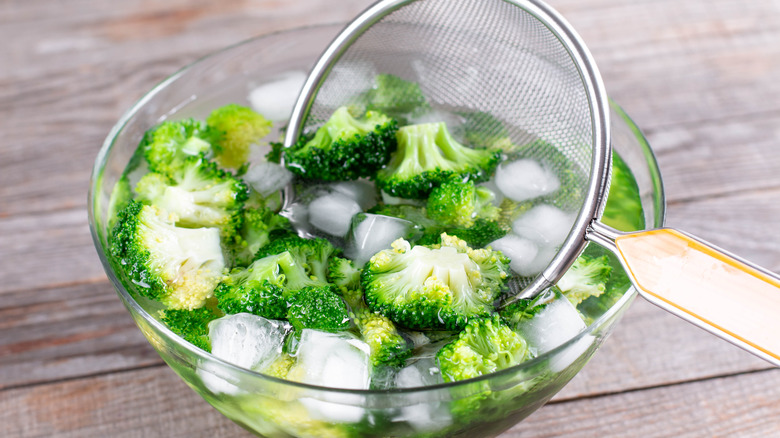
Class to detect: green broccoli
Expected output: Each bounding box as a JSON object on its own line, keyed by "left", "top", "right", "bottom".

{"left": 361, "top": 234, "right": 510, "bottom": 331}
{"left": 436, "top": 314, "right": 531, "bottom": 382}
{"left": 445, "top": 218, "right": 509, "bottom": 249}
{"left": 426, "top": 179, "right": 500, "bottom": 228}
{"left": 285, "top": 286, "right": 351, "bottom": 332}
{"left": 556, "top": 254, "right": 612, "bottom": 306}
{"left": 460, "top": 111, "right": 516, "bottom": 152}
{"left": 499, "top": 287, "right": 555, "bottom": 331}
{"left": 160, "top": 304, "right": 223, "bottom": 352}
{"left": 134, "top": 155, "right": 248, "bottom": 241}
{"left": 213, "top": 252, "right": 298, "bottom": 319}
{"left": 376, "top": 122, "right": 501, "bottom": 199}
{"left": 232, "top": 206, "right": 294, "bottom": 267}
{"left": 328, "top": 256, "right": 362, "bottom": 296}
{"left": 140, "top": 118, "right": 220, "bottom": 177}
{"left": 253, "top": 236, "right": 339, "bottom": 287}
{"left": 109, "top": 201, "right": 226, "bottom": 310}
{"left": 284, "top": 106, "right": 398, "bottom": 181}
{"left": 362, "top": 74, "right": 430, "bottom": 123}
{"left": 206, "top": 104, "right": 272, "bottom": 169}
{"left": 352, "top": 307, "right": 411, "bottom": 369}
{"left": 601, "top": 152, "right": 645, "bottom": 232}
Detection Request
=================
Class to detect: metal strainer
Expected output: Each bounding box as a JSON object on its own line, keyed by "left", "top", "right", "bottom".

{"left": 284, "top": 0, "right": 780, "bottom": 366}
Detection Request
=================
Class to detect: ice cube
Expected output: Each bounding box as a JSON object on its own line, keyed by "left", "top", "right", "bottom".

{"left": 201, "top": 314, "right": 291, "bottom": 395}
{"left": 395, "top": 358, "right": 443, "bottom": 388}
{"left": 242, "top": 161, "right": 294, "bottom": 198}
{"left": 330, "top": 180, "right": 378, "bottom": 210}
{"left": 518, "top": 244, "right": 559, "bottom": 277}
{"left": 289, "top": 330, "right": 371, "bottom": 423}
{"left": 248, "top": 70, "right": 307, "bottom": 121}
{"left": 512, "top": 204, "right": 575, "bottom": 247}
{"left": 488, "top": 234, "right": 539, "bottom": 275}
{"left": 346, "top": 213, "right": 414, "bottom": 266}
{"left": 393, "top": 358, "right": 451, "bottom": 432}
{"left": 209, "top": 313, "right": 290, "bottom": 371}
{"left": 308, "top": 192, "right": 362, "bottom": 237}
{"left": 494, "top": 159, "right": 560, "bottom": 202}
{"left": 517, "top": 296, "right": 590, "bottom": 371}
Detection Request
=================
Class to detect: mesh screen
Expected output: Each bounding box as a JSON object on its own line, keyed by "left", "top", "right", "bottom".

{"left": 300, "top": 0, "right": 598, "bottom": 292}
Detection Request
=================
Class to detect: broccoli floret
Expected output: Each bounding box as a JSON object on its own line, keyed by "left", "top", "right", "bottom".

{"left": 134, "top": 155, "right": 248, "bottom": 241}
{"left": 284, "top": 106, "right": 398, "bottom": 181}
{"left": 557, "top": 254, "right": 612, "bottom": 306}
{"left": 260, "top": 352, "right": 296, "bottom": 379}
{"left": 213, "top": 252, "right": 297, "bottom": 319}
{"left": 362, "top": 74, "right": 430, "bottom": 124}
{"left": 285, "top": 286, "right": 351, "bottom": 332}
{"left": 602, "top": 152, "right": 645, "bottom": 232}
{"left": 460, "top": 111, "right": 516, "bottom": 152}
{"left": 426, "top": 179, "right": 500, "bottom": 228}
{"left": 437, "top": 315, "right": 531, "bottom": 382}
{"left": 140, "top": 118, "right": 220, "bottom": 177}
{"left": 499, "top": 288, "right": 555, "bottom": 330}
{"left": 160, "top": 305, "right": 223, "bottom": 352}
{"left": 328, "top": 256, "right": 362, "bottom": 296}
{"left": 376, "top": 122, "right": 501, "bottom": 199}
{"left": 232, "top": 206, "right": 294, "bottom": 267}
{"left": 109, "top": 201, "right": 225, "bottom": 310}
{"left": 361, "top": 234, "right": 510, "bottom": 331}
{"left": 253, "top": 236, "right": 339, "bottom": 288}
{"left": 206, "top": 104, "right": 272, "bottom": 169}
{"left": 446, "top": 218, "right": 509, "bottom": 249}
{"left": 352, "top": 307, "right": 411, "bottom": 369}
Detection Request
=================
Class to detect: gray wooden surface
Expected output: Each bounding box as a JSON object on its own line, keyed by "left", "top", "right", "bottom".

{"left": 3, "top": 0, "right": 780, "bottom": 436}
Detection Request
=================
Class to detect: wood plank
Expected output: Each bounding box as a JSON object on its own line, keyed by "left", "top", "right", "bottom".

{"left": 0, "top": 208, "right": 107, "bottom": 295}
{"left": 647, "top": 112, "right": 780, "bottom": 203}
{"left": 0, "top": 366, "right": 245, "bottom": 438}
{"left": 550, "top": 0, "right": 780, "bottom": 130}
{"left": 0, "top": 280, "right": 160, "bottom": 390}
{"left": 1, "top": 358, "right": 778, "bottom": 437}
{"left": 507, "top": 369, "right": 780, "bottom": 437}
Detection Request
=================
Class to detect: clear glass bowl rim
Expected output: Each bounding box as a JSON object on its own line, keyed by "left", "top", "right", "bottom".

{"left": 87, "top": 23, "right": 666, "bottom": 396}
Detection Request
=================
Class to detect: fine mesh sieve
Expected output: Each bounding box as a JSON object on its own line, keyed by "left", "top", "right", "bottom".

{"left": 285, "top": 0, "right": 780, "bottom": 367}
{"left": 283, "top": 0, "right": 612, "bottom": 300}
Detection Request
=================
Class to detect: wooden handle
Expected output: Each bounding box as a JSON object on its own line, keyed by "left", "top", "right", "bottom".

{"left": 615, "top": 228, "right": 780, "bottom": 366}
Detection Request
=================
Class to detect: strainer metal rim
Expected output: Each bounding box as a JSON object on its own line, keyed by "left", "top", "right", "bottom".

{"left": 284, "top": 0, "right": 612, "bottom": 300}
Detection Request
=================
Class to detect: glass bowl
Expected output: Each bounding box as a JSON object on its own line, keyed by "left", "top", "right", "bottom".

{"left": 88, "top": 24, "right": 665, "bottom": 438}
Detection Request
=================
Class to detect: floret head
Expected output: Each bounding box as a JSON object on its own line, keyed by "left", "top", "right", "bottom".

{"left": 160, "top": 305, "right": 222, "bottom": 352}
{"left": 285, "top": 286, "right": 351, "bottom": 332}
{"left": 135, "top": 156, "right": 248, "bottom": 242}
{"left": 376, "top": 122, "right": 502, "bottom": 199}
{"left": 253, "top": 236, "right": 339, "bottom": 288}
{"left": 361, "top": 234, "right": 510, "bottom": 330}
{"left": 557, "top": 254, "right": 612, "bottom": 305}
{"left": 207, "top": 104, "right": 272, "bottom": 169}
{"left": 214, "top": 252, "right": 295, "bottom": 319}
{"left": 109, "top": 201, "right": 225, "bottom": 310}
{"left": 285, "top": 106, "right": 398, "bottom": 181}
{"left": 140, "top": 118, "right": 219, "bottom": 176}
{"left": 437, "top": 315, "right": 531, "bottom": 382}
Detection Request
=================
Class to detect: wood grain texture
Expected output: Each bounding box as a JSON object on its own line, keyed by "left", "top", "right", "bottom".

{"left": 3, "top": 0, "right": 780, "bottom": 436}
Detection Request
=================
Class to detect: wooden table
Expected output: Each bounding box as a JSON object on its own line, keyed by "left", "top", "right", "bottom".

{"left": 3, "top": 0, "right": 780, "bottom": 436}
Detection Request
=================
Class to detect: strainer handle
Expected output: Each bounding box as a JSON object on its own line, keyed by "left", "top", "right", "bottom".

{"left": 589, "top": 222, "right": 780, "bottom": 367}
